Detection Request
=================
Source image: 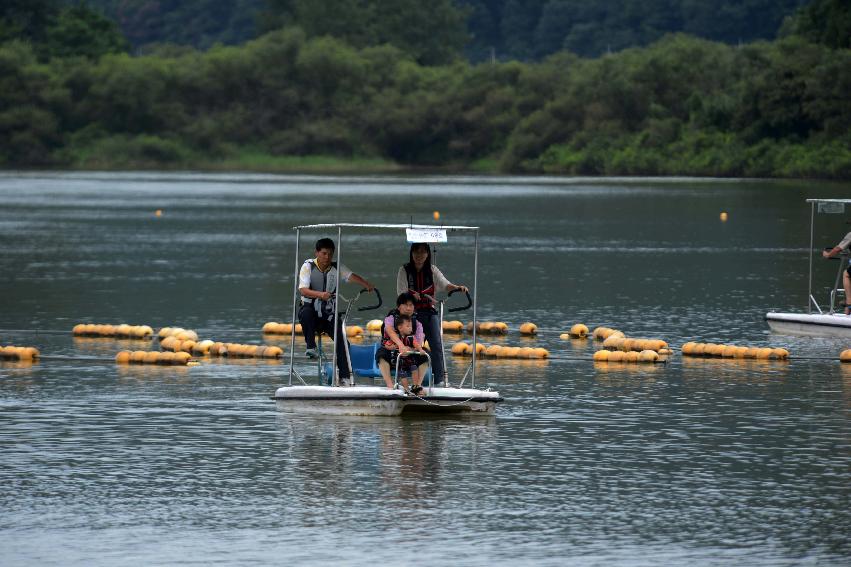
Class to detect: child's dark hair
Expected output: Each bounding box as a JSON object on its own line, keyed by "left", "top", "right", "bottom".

{"left": 315, "top": 238, "right": 335, "bottom": 252}
{"left": 395, "top": 314, "right": 413, "bottom": 327}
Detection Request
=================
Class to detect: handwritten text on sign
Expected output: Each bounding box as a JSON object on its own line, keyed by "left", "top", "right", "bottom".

{"left": 406, "top": 228, "right": 447, "bottom": 243}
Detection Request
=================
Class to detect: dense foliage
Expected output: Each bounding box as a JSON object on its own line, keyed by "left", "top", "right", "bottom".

{"left": 1, "top": 22, "right": 849, "bottom": 178}
{"left": 78, "top": 0, "right": 263, "bottom": 52}
{"left": 459, "top": 0, "right": 810, "bottom": 60}
{"left": 1, "top": 0, "right": 127, "bottom": 60}
{"left": 78, "top": 0, "right": 812, "bottom": 61}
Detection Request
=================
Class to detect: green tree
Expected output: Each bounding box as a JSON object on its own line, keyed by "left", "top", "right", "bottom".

{"left": 780, "top": 0, "right": 851, "bottom": 49}
{"left": 263, "top": 0, "right": 468, "bottom": 65}
{"left": 44, "top": 3, "right": 128, "bottom": 59}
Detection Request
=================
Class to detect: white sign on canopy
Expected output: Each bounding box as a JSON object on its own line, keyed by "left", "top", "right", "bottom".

{"left": 406, "top": 227, "right": 447, "bottom": 243}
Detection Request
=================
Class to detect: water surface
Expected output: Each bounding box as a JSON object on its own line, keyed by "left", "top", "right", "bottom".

{"left": 1, "top": 172, "right": 850, "bottom": 565}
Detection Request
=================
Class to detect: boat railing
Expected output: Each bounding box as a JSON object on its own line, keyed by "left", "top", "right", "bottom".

{"left": 394, "top": 350, "right": 433, "bottom": 396}
{"left": 826, "top": 250, "right": 849, "bottom": 314}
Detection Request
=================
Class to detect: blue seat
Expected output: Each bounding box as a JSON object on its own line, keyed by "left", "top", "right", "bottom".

{"left": 322, "top": 342, "right": 432, "bottom": 384}
{"left": 350, "top": 343, "right": 382, "bottom": 378}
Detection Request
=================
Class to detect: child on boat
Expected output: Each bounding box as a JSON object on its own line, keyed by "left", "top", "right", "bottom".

{"left": 376, "top": 300, "right": 428, "bottom": 394}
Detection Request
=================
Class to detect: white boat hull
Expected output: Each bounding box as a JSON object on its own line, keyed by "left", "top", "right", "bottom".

{"left": 766, "top": 312, "right": 851, "bottom": 338}
{"left": 273, "top": 385, "right": 502, "bottom": 416}
{"left": 401, "top": 387, "right": 501, "bottom": 415}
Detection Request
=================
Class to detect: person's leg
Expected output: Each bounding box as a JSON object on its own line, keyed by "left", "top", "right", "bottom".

{"left": 419, "top": 311, "right": 445, "bottom": 383}
{"left": 378, "top": 358, "right": 394, "bottom": 389}
{"left": 298, "top": 304, "right": 318, "bottom": 351}
{"left": 416, "top": 363, "right": 428, "bottom": 387}
{"left": 333, "top": 317, "right": 351, "bottom": 379}
{"left": 844, "top": 268, "right": 851, "bottom": 314}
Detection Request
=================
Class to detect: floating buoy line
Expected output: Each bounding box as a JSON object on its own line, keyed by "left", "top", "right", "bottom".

{"left": 2, "top": 320, "right": 850, "bottom": 368}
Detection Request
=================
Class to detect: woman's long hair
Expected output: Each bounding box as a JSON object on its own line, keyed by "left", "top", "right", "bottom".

{"left": 406, "top": 242, "right": 431, "bottom": 273}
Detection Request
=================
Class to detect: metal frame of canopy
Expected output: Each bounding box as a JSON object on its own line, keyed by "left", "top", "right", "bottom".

{"left": 286, "top": 223, "right": 481, "bottom": 388}
{"left": 805, "top": 199, "right": 851, "bottom": 314}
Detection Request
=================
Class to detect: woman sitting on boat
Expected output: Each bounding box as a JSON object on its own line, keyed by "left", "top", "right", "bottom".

{"left": 396, "top": 243, "right": 468, "bottom": 385}
{"left": 822, "top": 230, "right": 851, "bottom": 314}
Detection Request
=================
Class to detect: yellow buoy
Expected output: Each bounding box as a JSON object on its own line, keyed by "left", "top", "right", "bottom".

{"left": 770, "top": 348, "right": 789, "bottom": 359}
{"left": 639, "top": 350, "right": 659, "bottom": 363}
{"left": 143, "top": 351, "right": 159, "bottom": 364}
{"left": 130, "top": 351, "right": 146, "bottom": 363}
{"left": 174, "top": 352, "right": 191, "bottom": 365}
{"left": 484, "top": 344, "right": 502, "bottom": 357}
{"left": 346, "top": 325, "right": 364, "bottom": 337}
{"left": 624, "top": 351, "right": 640, "bottom": 363}
{"left": 681, "top": 342, "right": 697, "bottom": 355}
{"left": 593, "top": 350, "right": 609, "bottom": 361}
{"left": 720, "top": 211, "right": 728, "bottom": 222}
{"left": 366, "top": 319, "right": 383, "bottom": 332}
{"left": 155, "top": 209, "right": 162, "bottom": 217}
{"left": 451, "top": 342, "right": 470, "bottom": 355}
{"left": 193, "top": 340, "right": 214, "bottom": 355}
{"left": 433, "top": 211, "right": 440, "bottom": 220}
{"left": 519, "top": 322, "right": 537, "bottom": 335}
{"left": 569, "top": 323, "right": 589, "bottom": 338}
{"left": 532, "top": 347, "right": 549, "bottom": 359}
{"left": 16, "top": 347, "right": 39, "bottom": 360}
{"left": 175, "top": 330, "right": 198, "bottom": 342}
{"left": 115, "top": 351, "right": 131, "bottom": 364}
{"left": 265, "top": 346, "right": 283, "bottom": 358}
{"left": 158, "top": 351, "right": 175, "bottom": 364}
{"left": 840, "top": 349, "right": 851, "bottom": 362}
{"left": 607, "top": 351, "right": 625, "bottom": 362}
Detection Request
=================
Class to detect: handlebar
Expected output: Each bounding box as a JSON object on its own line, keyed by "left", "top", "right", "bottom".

{"left": 357, "top": 288, "right": 382, "bottom": 311}
{"left": 447, "top": 288, "right": 473, "bottom": 312}
{"left": 823, "top": 247, "right": 849, "bottom": 260}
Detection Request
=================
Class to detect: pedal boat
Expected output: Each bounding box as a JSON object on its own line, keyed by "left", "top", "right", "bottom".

{"left": 273, "top": 222, "right": 503, "bottom": 417}
{"left": 766, "top": 198, "right": 851, "bottom": 338}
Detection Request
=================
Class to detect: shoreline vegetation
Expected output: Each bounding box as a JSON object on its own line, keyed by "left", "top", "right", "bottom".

{"left": 2, "top": 2, "right": 850, "bottom": 180}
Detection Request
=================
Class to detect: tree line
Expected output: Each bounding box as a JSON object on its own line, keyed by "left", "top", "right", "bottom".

{"left": 0, "top": 1, "right": 849, "bottom": 178}
{"left": 70, "top": 0, "right": 813, "bottom": 61}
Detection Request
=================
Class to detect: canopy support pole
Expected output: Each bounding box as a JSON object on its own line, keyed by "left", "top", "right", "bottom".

{"left": 808, "top": 201, "right": 815, "bottom": 314}
{"left": 288, "top": 228, "right": 302, "bottom": 386}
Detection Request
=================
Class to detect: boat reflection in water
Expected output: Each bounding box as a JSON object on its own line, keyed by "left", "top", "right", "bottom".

{"left": 275, "top": 415, "right": 497, "bottom": 502}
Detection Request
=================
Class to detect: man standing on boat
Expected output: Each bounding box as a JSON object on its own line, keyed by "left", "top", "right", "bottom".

{"left": 299, "top": 237, "right": 375, "bottom": 385}
{"left": 822, "top": 230, "right": 851, "bottom": 315}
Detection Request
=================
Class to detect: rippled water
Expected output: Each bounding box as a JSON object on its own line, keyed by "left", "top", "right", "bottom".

{"left": 1, "top": 172, "right": 850, "bottom": 565}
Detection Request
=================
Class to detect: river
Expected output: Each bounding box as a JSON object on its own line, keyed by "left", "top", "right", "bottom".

{"left": 1, "top": 172, "right": 849, "bottom": 565}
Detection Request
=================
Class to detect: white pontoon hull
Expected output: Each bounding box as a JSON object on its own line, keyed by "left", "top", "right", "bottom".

{"left": 273, "top": 385, "right": 502, "bottom": 416}
{"left": 400, "top": 387, "right": 501, "bottom": 415}
{"left": 765, "top": 312, "right": 851, "bottom": 338}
